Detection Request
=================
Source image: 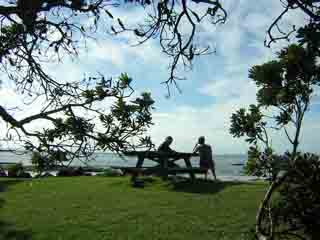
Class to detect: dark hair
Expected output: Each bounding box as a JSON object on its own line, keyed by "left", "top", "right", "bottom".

{"left": 198, "top": 136, "right": 205, "bottom": 144}
{"left": 166, "top": 136, "right": 173, "bottom": 141}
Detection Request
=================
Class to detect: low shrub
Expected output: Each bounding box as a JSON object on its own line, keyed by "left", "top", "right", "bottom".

{"left": 7, "top": 163, "right": 24, "bottom": 177}
{"left": 96, "top": 168, "right": 123, "bottom": 177}
{"left": 273, "top": 153, "right": 320, "bottom": 239}
{"left": 57, "top": 167, "right": 87, "bottom": 177}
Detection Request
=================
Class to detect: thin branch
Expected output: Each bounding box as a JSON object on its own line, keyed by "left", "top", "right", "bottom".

{"left": 284, "top": 126, "right": 294, "bottom": 144}
{"left": 265, "top": 5, "right": 295, "bottom": 47}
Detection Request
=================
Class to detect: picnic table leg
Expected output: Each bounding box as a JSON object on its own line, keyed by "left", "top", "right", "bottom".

{"left": 159, "top": 157, "right": 169, "bottom": 180}
{"left": 184, "top": 157, "right": 195, "bottom": 181}
{"left": 136, "top": 154, "right": 145, "bottom": 168}
{"left": 132, "top": 154, "right": 145, "bottom": 181}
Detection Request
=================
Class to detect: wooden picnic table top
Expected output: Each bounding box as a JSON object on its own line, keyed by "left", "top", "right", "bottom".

{"left": 124, "top": 151, "right": 198, "bottom": 158}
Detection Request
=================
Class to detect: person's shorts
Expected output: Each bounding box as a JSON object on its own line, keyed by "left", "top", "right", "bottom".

{"left": 200, "top": 161, "right": 211, "bottom": 169}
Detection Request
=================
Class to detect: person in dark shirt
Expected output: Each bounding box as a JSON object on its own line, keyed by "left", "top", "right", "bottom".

{"left": 157, "top": 136, "right": 175, "bottom": 153}
{"left": 157, "top": 136, "right": 179, "bottom": 171}
{"left": 193, "top": 136, "right": 216, "bottom": 180}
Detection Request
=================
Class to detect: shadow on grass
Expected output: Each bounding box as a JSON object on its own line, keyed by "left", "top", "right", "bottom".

{"left": 0, "top": 221, "right": 32, "bottom": 240}
{"left": 0, "top": 179, "right": 24, "bottom": 193}
{"left": 167, "top": 178, "right": 246, "bottom": 194}
{"left": 0, "top": 180, "right": 32, "bottom": 240}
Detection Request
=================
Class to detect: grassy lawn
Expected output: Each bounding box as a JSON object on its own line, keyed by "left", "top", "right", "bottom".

{"left": 0, "top": 177, "right": 267, "bottom": 240}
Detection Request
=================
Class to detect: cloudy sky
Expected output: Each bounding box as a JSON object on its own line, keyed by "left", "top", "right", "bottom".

{"left": 1, "top": 0, "right": 320, "bottom": 154}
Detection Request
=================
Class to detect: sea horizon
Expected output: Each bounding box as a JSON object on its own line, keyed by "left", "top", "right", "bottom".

{"left": 0, "top": 151, "right": 247, "bottom": 177}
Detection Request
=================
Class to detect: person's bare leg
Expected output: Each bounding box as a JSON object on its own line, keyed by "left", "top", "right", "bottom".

{"left": 212, "top": 168, "right": 217, "bottom": 180}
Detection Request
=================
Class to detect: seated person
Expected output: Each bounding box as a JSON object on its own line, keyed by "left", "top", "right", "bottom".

{"left": 157, "top": 136, "right": 175, "bottom": 153}
{"left": 193, "top": 136, "right": 217, "bottom": 180}
{"left": 157, "top": 136, "right": 179, "bottom": 165}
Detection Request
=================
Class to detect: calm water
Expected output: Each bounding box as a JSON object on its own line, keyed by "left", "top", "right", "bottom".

{"left": 0, "top": 152, "right": 247, "bottom": 177}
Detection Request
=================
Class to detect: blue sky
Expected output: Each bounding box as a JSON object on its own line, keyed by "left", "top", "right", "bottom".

{"left": 1, "top": 0, "right": 320, "bottom": 154}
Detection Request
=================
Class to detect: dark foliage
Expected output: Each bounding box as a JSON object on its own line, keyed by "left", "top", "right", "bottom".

{"left": 56, "top": 167, "right": 86, "bottom": 177}
{"left": 244, "top": 147, "right": 289, "bottom": 182}
{"left": 31, "top": 150, "right": 66, "bottom": 173}
{"left": 274, "top": 153, "right": 320, "bottom": 240}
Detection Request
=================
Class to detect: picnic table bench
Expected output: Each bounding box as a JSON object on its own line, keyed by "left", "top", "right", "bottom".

{"left": 122, "top": 151, "right": 206, "bottom": 180}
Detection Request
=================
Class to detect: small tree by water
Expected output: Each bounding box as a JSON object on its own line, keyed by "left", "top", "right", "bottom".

{"left": 230, "top": 41, "right": 320, "bottom": 240}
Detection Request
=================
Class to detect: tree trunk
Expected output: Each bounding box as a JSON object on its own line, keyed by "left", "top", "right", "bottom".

{"left": 256, "top": 173, "right": 288, "bottom": 240}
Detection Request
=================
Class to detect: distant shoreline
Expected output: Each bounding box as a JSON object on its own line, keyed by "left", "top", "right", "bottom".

{"left": 0, "top": 149, "right": 247, "bottom": 156}
{"left": 1, "top": 152, "right": 247, "bottom": 177}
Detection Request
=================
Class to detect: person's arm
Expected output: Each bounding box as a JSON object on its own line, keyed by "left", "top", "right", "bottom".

{"left": 168, "top": 146, "right": 176, "bottom": 153}
{"left": 193, "top": 144, "right": 199, "bottom": 153}
{"left": 158, "top": 142, "right": 174, "bottom": 152}
{"left": 157, "top": 142, "right": 165, "bottom": 151}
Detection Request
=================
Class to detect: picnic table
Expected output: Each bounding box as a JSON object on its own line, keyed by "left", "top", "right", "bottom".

{"left": 122, "top": 151, "right": 205, "bottom": 180}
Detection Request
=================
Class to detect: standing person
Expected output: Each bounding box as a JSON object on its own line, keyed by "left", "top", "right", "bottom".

{"left": 193, "top": 136, "right": 217, "bottom": 180}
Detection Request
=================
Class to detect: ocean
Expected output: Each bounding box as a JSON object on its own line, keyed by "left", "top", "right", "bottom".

{"left": 0, "top": 151, "right": 247, "bottom": 177}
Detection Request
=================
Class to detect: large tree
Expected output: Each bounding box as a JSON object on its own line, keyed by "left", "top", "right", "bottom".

{"left": 229, "top": 2, "right": 320, "bottom": 238}
{"left": 0, "top": 0, "right": 227, "bottom": 161}
{"left": 238, "top": 1, "right": 320, "bottom": 239}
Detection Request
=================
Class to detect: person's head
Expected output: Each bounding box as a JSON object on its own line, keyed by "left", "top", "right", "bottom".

{"left": 165, "top": 136, "right": 173, "bottom": 145}
{"left": 198, "top": 136, "right": 205, "bottom": 144}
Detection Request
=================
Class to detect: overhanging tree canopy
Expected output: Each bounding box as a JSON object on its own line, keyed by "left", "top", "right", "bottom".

{"left": 0, "top": 0, "right": 228, "bottom": 160}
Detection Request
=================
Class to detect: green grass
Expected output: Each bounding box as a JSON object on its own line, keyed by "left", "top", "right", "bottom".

{"left": 0, "top": 177, "right": 267, "bottom": 240}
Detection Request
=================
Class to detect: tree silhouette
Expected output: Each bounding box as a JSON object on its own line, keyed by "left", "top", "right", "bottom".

{"left": 230, "top": 42, "right": 320, "bottom": 240}
{"left": 0, "top": 0, "right": 228, "bottom": 160}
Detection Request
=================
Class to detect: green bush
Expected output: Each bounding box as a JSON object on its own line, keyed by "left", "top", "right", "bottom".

{"left": 31, "top": 150, "right": 68, "bottom": 173}
{"left": 244, "top": 146, "right": 289, "bottom": 182}
{"left": 96, "top": 168, "right": 123, "bottom": 177}
{"left": 31, "top": 151, "right": 46, "bottom": 173}
{"left": 57, "top": 167, "right": 87, "bottom": 177}
{"left": 274, "top": 153, "right": 320, "bottom": 239}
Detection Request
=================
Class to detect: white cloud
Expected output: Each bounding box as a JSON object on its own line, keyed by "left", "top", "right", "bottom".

{"left": 198, "top": 75, "right": 258, "bottom": 102}
{"left": 84, "top": 36, "right": 166, "bottom": 68}
{"left": 147, "top": 0, "right": 320, "bottom": 155}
